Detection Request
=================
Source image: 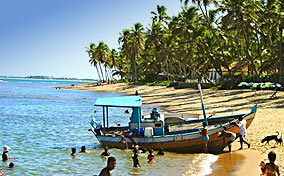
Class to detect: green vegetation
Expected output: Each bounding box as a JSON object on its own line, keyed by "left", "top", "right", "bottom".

{"left": 86, "top": 0, "right": 284, "bottom": 88}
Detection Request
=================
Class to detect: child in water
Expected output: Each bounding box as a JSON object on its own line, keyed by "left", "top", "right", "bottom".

{"left": 147, "top": 149, "right": 154, "bottom": 163}
{"left": 132, "top": 147, "right": 141, "bottom": 168}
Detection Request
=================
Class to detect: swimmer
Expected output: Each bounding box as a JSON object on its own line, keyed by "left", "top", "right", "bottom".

{"left": 9, "top": 162, "right": 14, "bottom": 168}
{"left": 71, "top": 147, "right": 76, "bottom": 157}
{"left": 101, "top": 147, "right": 110, "bottom": 157}
{"left": 147, "top": 149, "right": 154, "bottom": 163}
{"left": 140, "top": 148, "right": 147, "bottom": 153}
{"left": 157, "top": 148, "right": 164, "bottom": 155}
{"left": 79, "top": 146, "right": 89, "bottom": 153}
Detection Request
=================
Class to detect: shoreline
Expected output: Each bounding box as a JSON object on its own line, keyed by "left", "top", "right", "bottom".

{"left": 61, "top": 83, "right": 284, "bottom": 175}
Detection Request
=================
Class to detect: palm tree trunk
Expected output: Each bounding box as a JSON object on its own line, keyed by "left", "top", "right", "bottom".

{"left": 95, "top": 64, "right": 102, "bottom": 82}
{"left": 99, "top": 63, "right": 105, "bottom": 81}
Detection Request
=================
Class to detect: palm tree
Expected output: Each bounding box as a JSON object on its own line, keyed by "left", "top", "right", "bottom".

{"left": 87, "top": 43, "right": 102, "bottom": 82}
{"left": 86, "top": 0, "right": 284, "bottom": 86}
{"left": 119, "top": 23, "right": 145, "bottom": 82}
{"left": 118, "top": 29, "right": 132, "bottom": 80}
{"left": 129, "top": 22, "right": 145, "bottom": 82}
{"left": 93, "top": 42, "right": 111, "bottom": 82}
{"left": 142, "top": 5, "right": 170, "bottom": 81}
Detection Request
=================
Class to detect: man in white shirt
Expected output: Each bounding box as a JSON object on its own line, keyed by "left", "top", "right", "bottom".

{"left": 235, "top": 116, "right": 251, "bottom": 149}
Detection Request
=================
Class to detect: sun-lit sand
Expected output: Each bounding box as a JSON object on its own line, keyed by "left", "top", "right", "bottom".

{"left": 62, "top": 82, "right": 284, "bottom": 175}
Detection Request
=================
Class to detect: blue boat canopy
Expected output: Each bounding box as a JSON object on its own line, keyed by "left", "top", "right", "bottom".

{"left": 94, "top": 96, "right": 142, "bottom": 108}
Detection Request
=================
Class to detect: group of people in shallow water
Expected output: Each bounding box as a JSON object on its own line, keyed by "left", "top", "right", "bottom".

{"left": 70, "top": 145, "right": 89, "bottom": 157}
{"left": 2, "top": 140, "right": 281, "bottom": 176}
{"left": 130, "top": 145, "right": 163, "bottom": 168}
{"left": 96, "top": 144, "right": 164, "bottom": 176}
{"left": 69, "top": 144, "right": 164, "bottom": 176}
{"left": 69, "top": 140, "right": 280, "bottom": 176}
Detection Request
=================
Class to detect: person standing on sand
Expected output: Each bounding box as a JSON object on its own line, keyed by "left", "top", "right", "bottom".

{"left": 199, "top": 121, "right": 209, "bottom": 153}
{"left": 98, "top": 156, "right": 117, "bottom": 176}
{"left": 218, "top": 126, "right": 236, "bottom": 152}
{"left": 261, "top": 151, "right": 280, "bottom": 176}
{"left": 234, "top": 116, "right": 250, "bottom": 149}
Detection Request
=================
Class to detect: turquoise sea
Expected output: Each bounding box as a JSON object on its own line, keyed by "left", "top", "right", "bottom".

{"left": 0, "top": 78, "right": 231, "bottom": 176}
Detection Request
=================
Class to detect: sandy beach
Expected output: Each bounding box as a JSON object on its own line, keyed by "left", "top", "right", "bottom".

{"left": 62, "top": 83, "right": 284, "bottom": 175}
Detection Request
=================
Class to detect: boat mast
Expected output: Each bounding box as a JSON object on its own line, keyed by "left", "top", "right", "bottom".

{"left": 198, "top": 84, "right": 208, "bottom": 126}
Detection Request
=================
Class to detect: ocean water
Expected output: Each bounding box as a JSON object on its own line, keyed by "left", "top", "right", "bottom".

{"left": 0, "top": 78, "right": 219, "bottom": 176}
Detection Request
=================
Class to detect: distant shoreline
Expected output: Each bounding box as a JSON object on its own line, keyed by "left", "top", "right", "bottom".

{"left": 0, "top": 76, "right": 98, "bottom": 82}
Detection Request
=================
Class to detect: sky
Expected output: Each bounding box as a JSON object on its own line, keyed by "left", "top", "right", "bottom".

{"left": 0, "top": 0, "right": 184, "bottom": 79}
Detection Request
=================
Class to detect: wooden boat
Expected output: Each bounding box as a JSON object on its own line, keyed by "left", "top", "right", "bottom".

{"left": 89, "top": 95, "right": 257, "bottom": 154}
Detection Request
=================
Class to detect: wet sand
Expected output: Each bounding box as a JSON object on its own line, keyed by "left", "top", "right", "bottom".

{"left": 61, "top": 83, "right": 284, "bottom": 175}
{"left": 210, "top": 143, "right": 264, "bottom": 175}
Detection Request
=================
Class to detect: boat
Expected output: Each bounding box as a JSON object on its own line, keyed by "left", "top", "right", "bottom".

{"left": 89, "top": 93, "right": 257, "bottom": 154}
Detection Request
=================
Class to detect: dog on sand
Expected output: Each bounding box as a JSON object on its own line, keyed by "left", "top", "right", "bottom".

{"left": 275, "top": 133, "right": 283, "bottom": 146}
{"left": 261, "top": 131, "right": 279, "bottom": 145}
